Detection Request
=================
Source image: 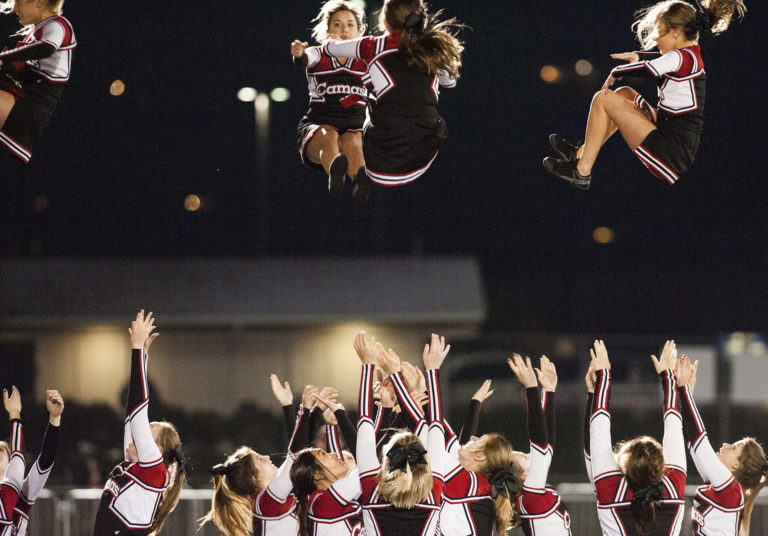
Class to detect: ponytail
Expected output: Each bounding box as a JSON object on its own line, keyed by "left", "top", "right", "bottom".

{"left": 290, "top": 449, "right": 325, "bottom": 536}
{"left": 149, "top": 422, "right": 186, "bottom": 536}
{"left": 630, "top": 482, "right": 663, "bottom": 535}
{"left": 700, "top": 0, "right": 747, "bottom": 34}
{"left": 198, "top": 447, "right": 259, "bottom": 536}
{"left": 734, "top": 438, "right": 767, "bottom": 536}
{"left": 381, "top": 0, "right": 465, "bottom": 79}
{"left": 479, "top": 434, "right": 521, "bottom": 534}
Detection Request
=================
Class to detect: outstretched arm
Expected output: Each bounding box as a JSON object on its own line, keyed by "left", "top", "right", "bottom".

{"left": 1, "top": 387, "right": 24, "bottom": 522}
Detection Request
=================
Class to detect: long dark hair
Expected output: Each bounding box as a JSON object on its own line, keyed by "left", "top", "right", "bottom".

{"left": 619, "top": 437, "right": 665, "bottom": 535}
{"left": 290, "top": 449, "right": 328, "bottom": 536}
{"left": 380, "top": 0, "right": 465, "bottom": 79}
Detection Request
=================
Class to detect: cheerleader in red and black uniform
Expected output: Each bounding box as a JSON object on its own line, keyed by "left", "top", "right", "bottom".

{"left": 93, "top": 311, "right": 186, "bottom": 536}
{"left": 322, "top": 0, "right": 464, "bottom": 189}
{"left": 0, "top": 0, "right": 75, "bottom": 163}
{"left": 588, "top": 340, "right": 686, "bottom": 536}
{"left": 353, "top": 331, "right": 447, "bottom": 536}
{"left": 0, "top": 387, "right": 23, "bottom": 536}
{"left": 676, "top": 355, "right": 768, "bottom": 536}
{"left": 544, "top": 0, "right": 746, "bottom": 189}
{"left": 291, "top": 1, "right": 369, "bottom": 204}
{"left": 11, "top": 389, "right": 63, "bottom": 536}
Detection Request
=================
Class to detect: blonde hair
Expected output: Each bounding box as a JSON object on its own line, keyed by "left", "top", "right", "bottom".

{"left": 199, "top": 447, "right": 259, "bottom": 536}
{"left": 734, "top": 438, "right": 767, "bottom": 536}
{"left": 148, "top": 421, "right": 185, "bottom": 536}
{"left": 380, "top": 0, "right": 465, "bottom": 79}
{"left": 377, "top": 431, "right": 432, "bottom": 508}
{"left": 633, "top": 0, "right": 747, "bottom": 50}
{"left": 477, "top": 434, "right": 521, "bottom": 534}
{"left": 0, "top": 441, "right": 9, "bottom": 461}
{"left": 0, "top": 0, "right": 65, "bottom": 36}
{"left": 311, "top": 0, "right": 366, "bottom": 43}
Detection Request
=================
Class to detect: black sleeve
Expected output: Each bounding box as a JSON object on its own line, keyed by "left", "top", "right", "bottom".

{"left": 543, "top": 391, "right": 556, "bottom": 449}
{"left": 293, "top": 54, "right": 309, "bottom": 69}
{"left": 37, "top": 422, "right": 60, "bottom": 470}
{"left": 282, "top": 404, "right": 297, "bottom": 443}
{"left": 288, "top": 407, "right": 313, "bottom": 455}
{"left": 309, "top": 405, "right": 325, "bottom": 443}
{"left": 334, "top": 408, "right": 357, "bottom": 457}
{"left": 0, "top": 42, "right": 56, "bottom": 63}
{"left": 526, "top": 387, "right": 547, "bottom": 448}
{"left": 126, "top": 349, "right": 145, "bottom": 417}
{"left": 458, "top": 399, "right": 482, "bottom": 445}
{"left": 677, "top": 385, "right": 705, "bottom": 447}
{"left": 584, "top": 393, "right": 594, "bottom": 455}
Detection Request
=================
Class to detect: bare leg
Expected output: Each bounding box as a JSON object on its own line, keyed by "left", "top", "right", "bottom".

{"left": 576, "top": 87, "right": 640, "bottom": 159}
{"left": 339, "top": 131, "right": 364, "bottom": 181}
{"left": 577, "top": 88, "right": 657, "bottom": 176}
{"left": 304, "top": 126, "right": 340, "bottom": 174}
{"left": 0, "top": 90, "right": 17, "bottom": 130}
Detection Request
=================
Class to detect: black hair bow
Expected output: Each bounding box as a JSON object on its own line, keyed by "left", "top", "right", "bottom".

{"left": 386, "top": 442, "right": 427, "bottom": 471}
{"left": 632, "top": 482, "right": 663, "bottom": 505}
{"left": 404, "top": 12, "right": 427, "bottom": 34}
{"left": 172, "top": 447, "right": 189, "bottom": 473}
{"left": 489, "top": 463, "right": 519, "bottom": 500}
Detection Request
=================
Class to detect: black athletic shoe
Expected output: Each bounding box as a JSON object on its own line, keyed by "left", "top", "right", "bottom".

{"left": 328, "top": 154, "right": 348, "bottom": 197}
{"left": 549, "top": 133, "right": 580, "bottom": 162}
{"left": 352, "top": 167, "right": 373, "bottom": 208}
{"left": 543, "top": 157, "right": 592, "bottom": 190}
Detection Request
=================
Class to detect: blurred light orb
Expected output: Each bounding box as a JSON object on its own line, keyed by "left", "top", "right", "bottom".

{"left": 269, "top": 87, "right": 291, "bottom": 102}
{"left": 593, "top": 226, "right": 615, "bottom": 244}
{"left": 540, "top": 65, "right": 559, "bottom": 83}
{"left": 237, "top": 87, "right": 257, "bottom": 102}
{"left": 575, "top": 59, "right": 593, "bottom": 76}
{"left": 184, "top": 194, "right": 202, "bottom": 212}
{"left": 109, "top": 80, "right": 125, "bottom": 96}
{"left": 33, "top": 194, "right": 50, "bottom": 212}
{"left": 254, "top": 93, "right": 270, "bottom": 113}
{"left": 349, "top": 0, "right": 366, "bottom": 9}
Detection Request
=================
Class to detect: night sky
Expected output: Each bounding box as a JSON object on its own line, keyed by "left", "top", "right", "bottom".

{"left": 1, "top": 1, "right": 766, "bottom": 335}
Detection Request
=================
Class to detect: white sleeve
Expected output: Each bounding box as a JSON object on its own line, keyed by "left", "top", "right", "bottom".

{"left": 426, "top": 370, "right": 445, "bottom": 481}
{"left": 328, "top": 468, "right": 362, "bottom": 504}
{"left": 357, "top": 365, "right": 382, "bottom": 476}
{"left": 322, "top": 36, "right": 366, "bottom": 60}
{"left": 437, "top": 69, "right": 456, "bottom": 88}
{"left": 646, "top": 49, "right": 684, "bottom": 76}
{"left": 305, "top": 46, "right": 321, "bottom": 68}
{"left": 590, "top": 371, "right": 620, "bottom": 477}
{"left": 37, "top": 20, "right": 66, "bottom": 49}
{"left": 265, "top": 455, "right": 295, "bottom": 503}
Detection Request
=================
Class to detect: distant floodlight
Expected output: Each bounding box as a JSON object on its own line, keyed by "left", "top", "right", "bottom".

{"left": 184, "top": 194, "right": 202, "bottom": 212}
{"left": 109, "top": 80, "right": 125, "bottom": 96}
{"left": 593, "top": 226, "right": 615, "bottom": 244}
{"left": 540, "top": 65, "right": 559, "bottom": 83}
{"left": 254, "top": 93, "right": 270, "bottom": 113}
{"left": 575, "top": 59, "right": 593, "bottom": 76}
{"left": 269, "top": 87, "right": 291, "bottom": 102}
{"left": 237, "top": 87, "right": 257, "bottom": 102}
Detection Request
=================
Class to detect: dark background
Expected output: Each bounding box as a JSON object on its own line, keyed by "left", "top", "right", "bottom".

{"left": 1, "top": 1, "right": 766, "bottom": 335}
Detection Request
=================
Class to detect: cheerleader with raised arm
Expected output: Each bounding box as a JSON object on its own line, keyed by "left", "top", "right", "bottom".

{"left": 543, "top": 0, "right": 746, "bottom": 189}
{"left": 5, "top": 389, "right": 63, "bottom": 536}
{"left": 0, "top": 387, "right": 23, "bottom": 536}
{"left": 353, "top": 331, "right": 447, "bottom": 535}
{"left": 291, "top": 0, "right": 370, "bottom": 204}
{"left": 322, "top": 0, "right": 464, "bottom": 190}
{"left": 588, "top": 339, "right": 686, "bottom": 536}
{"left": 676, "top": 355, "right": 768, "bottom": 536}
{"left": 93, "top": 311, "right": 186, "bottom": 536}
{"left": 0, "top": 0, "right": 75, "bottom": 164}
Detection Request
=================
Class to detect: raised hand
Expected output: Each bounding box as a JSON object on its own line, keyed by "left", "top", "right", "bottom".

{"left": 353, "top": 330, "right": 377, "bottom": 365}
{"left": 290, "top": 39, "right": 309, "bottom": 58}
{"left": 590, "top": 340, "right": 611, "bottom": 371}
{"left": 585, "top": 358, "right": 596, "bottom": 393}
{"left": 651, "top": 340, "right": 677, "bottom": 374}
{"left": 3, "top": 386, "right": 21, "bottom": 419}
{"left": 46, "top": 389, "right": 64, "bottom": 425}
{"left": 270, "top": 374, "right": 293, "bottom": 406}
{"left": 144, "top": 332, "right": 159, "bottom": 352}
{"left": 508, "top": 354, "right": 538, "bottom": 388}
{"left": 128, "top": 309, "right": 156, "bottom": 350}
{"left": 377, "top": 376, "right": 396, "bottom": 408}
{"left": 376, "top": 344, "right": 402, "bottom": 376}
{"left": 322, "top": 407, "right": 339, "bottom": 426}
{"left": 676, "top": 354, "right": 699, "bottom": 393}
{"left": 472, "top": 379, "right": 494, "bottom": 402}
{"left": 401, "top": 361, "right": 425, "bottom": 392}
{"left": 536, "top": 356, "right": 558, "bottom": 392}
{"left": 316, "top": 387, "right": 339, "bottom": 411}
{"left": 423, "top": 333, "right": 450, "bottom": 371}
{"left": 411, "top": 390, "right": 428, "bottom": 409}
{"left": 610, "top": 51, "right": 640, "bottom": 63}
{"left": 301, "top": 385, "right": 319, "bottom": 410}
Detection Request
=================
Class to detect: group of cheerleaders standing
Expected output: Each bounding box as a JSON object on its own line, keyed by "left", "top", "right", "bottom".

{"left": 2, "top": 311, "right": 767, "bottom": 536}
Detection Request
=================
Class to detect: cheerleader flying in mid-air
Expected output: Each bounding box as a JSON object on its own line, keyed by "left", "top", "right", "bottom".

{"left": 0, "top": 0, "right": 75, "bottom": 163}
{"left": 543, "top": 0, "right": 746, "bottom": 189}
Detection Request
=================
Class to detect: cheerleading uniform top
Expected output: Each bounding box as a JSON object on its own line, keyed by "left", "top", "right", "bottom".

{"left": 357, "top": 365, "right": 445, "bottom": 536}
{"left": 0, "top": 420, "right": 24, "bottom": 536}
{"left": 678, "top": 384, "right": 745, "bottom": 536}
{"left": 93, "top": 349, "right": 168, "bottom": 536}
{"left": 295, "top": 46, "right": 367, "bottom": 131}
{"left": 517, "top": 388, "right": 572, "bottom": 536}
{"left": 12, "top": 422, "right": 59, "bottom": 536}
{"left": 0, "top": 14, "right": 76, "bottom": 162}
{"left": 588, "top": 370, "right": 687, "bottom": 536}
